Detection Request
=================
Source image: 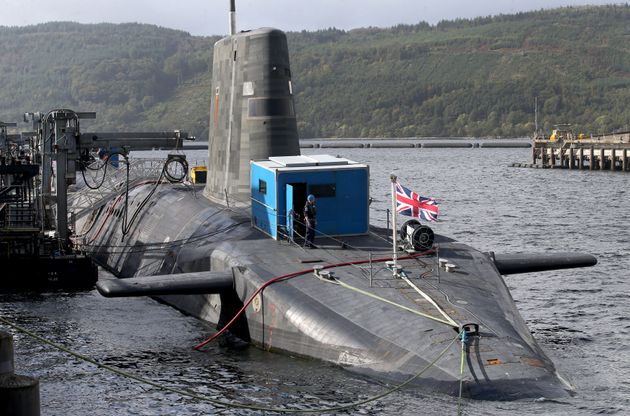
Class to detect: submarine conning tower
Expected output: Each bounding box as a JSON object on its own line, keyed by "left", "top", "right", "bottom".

{"left": 204, "top": 28, "right": 301, "bottom": 206}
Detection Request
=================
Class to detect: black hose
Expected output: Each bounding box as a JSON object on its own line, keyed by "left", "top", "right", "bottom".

{"left": 83, "top": 221, "right": 248, "bottom": 255}
{"left": 76, "top": 153, "right": 187, "bottom": 241}
{"left": 120, "top": 155, "right": 186, "bottom": 239}
{"left": 80, "top": 151, "right": 128, "bottom": 190}
{"left": 80, "top": 160, "right": 108, "bottom": 190}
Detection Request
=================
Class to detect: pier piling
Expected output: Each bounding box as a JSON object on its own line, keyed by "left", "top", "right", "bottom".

{"left": 532, "top": 145, "right": 536, "bottom": 164}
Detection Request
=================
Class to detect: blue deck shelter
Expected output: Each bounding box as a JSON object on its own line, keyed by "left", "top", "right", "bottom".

{"left": 250, "top": 155, "right": 370, "bottom": 241}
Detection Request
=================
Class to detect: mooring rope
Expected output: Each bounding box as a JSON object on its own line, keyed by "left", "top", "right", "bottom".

{"left": 330, "top": 277, "right": 458, "bottom": 328}
{"left": 0, "top": 316, "right": 462, "bottom": 414}
{"left": 396, "top": 269, "right": 459, "bottom": 327}
{"left": 458, "top": 330, "right": 468, "bottom": 416}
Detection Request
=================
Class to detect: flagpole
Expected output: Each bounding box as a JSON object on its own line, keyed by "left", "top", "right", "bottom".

{"left": 390, "top": 174, "right": 398, "bottom": 274}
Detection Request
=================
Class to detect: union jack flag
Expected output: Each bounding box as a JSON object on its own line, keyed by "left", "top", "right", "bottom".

{"left": 395, "top": 182, "right": 439, "bottom": 222}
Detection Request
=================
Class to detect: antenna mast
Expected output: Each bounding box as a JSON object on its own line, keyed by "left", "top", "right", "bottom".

{"left": 229, "top": 0, "right": 236, "bottom": 35}
{"left": 534, "top": 96, "right": 539, "bottom": 136}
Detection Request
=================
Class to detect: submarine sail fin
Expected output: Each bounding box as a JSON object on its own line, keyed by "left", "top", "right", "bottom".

{"left": 492, "top": 252, "right": 597, "bottom": 275}
{"left": 204, "top": 28, "right": 300, "bottom": 205}
{"left": 96, "top": 271, "right": 234, "bottom": 297}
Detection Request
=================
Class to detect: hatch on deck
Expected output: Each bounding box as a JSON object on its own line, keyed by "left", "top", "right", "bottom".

{"left": 250, "top": 155, "right": 369, "bottom": 240}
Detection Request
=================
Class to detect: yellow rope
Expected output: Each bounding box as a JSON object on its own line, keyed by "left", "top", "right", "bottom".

{"left": 0, "top": 316, "right": 462, "bottom": 413}
{"left": 334, "top": 278, "right": 458, "bottom": 329}
{"left": 397, "top": 269, "right": 459, "bottom": 327}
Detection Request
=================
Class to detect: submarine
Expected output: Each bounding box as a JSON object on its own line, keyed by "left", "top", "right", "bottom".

{"left": 77, "top": 2, "right": 597, "bottom": 400}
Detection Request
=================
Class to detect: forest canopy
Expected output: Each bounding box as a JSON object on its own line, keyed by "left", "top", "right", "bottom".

{"left": 0, "top": 5, "right": 629, "bottom": 139}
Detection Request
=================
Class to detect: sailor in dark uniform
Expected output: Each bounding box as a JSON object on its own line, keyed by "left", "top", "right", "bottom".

{"left": 304, "top": 194, "right": 317, "bottom": 248}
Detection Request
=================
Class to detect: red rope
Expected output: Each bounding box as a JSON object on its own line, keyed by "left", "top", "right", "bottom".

{"left": 192, "top": 249, "right": 433, "bottom": 350}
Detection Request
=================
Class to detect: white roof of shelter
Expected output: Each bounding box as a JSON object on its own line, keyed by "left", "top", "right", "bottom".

{"left": 254, "top": 154, "right": 366, "bottom": 171}
{"left": 268, "top": 154, "right": 355, "bottom": 167}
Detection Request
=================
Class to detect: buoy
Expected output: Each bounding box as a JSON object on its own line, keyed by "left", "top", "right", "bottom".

{"left": 0, "top": 331, "right": 40, "bottom": 416}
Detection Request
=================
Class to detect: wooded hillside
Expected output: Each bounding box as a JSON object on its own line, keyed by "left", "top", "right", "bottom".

{"left": 1, "top": 5, "right": 629, "bottom": 138}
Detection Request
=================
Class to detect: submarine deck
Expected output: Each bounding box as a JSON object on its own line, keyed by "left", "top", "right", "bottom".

{"left": 82, "top": 183, "right": 572, "bottom": 399}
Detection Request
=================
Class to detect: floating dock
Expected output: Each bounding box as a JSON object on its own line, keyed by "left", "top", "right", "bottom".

{"left": 526, "top": 130, "right": 630, "bottom": 172}
{"left": 299, "top": 140, "right": 531, "bottom": 149}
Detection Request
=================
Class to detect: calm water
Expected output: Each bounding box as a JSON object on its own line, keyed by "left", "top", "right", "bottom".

{"left": 1, "top": 146, "right": 628, "bottom": 415}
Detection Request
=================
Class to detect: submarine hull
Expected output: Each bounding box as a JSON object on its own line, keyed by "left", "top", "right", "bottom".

{"left": 83, "top": 183, "right": 573, "bottom": 400}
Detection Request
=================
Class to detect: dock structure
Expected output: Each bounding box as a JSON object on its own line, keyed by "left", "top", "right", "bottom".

{"left": 1, "top": 110, "right": 194, "bottom": 291}
{"left": 531, "top": 129, "right": 630, "bottom": 172}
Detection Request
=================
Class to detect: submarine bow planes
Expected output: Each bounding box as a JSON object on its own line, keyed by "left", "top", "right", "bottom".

{"left": 66, "top": 4, "right": 598, "bottom": 401}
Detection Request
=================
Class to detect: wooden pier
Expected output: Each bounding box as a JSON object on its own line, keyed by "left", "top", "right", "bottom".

{"left": 530, "top": 129, "right": 630, "bottom": 172}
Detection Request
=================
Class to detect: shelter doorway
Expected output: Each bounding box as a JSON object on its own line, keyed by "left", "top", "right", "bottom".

{"left": 286, "top": 182, "right": 306, "bottom": 242}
